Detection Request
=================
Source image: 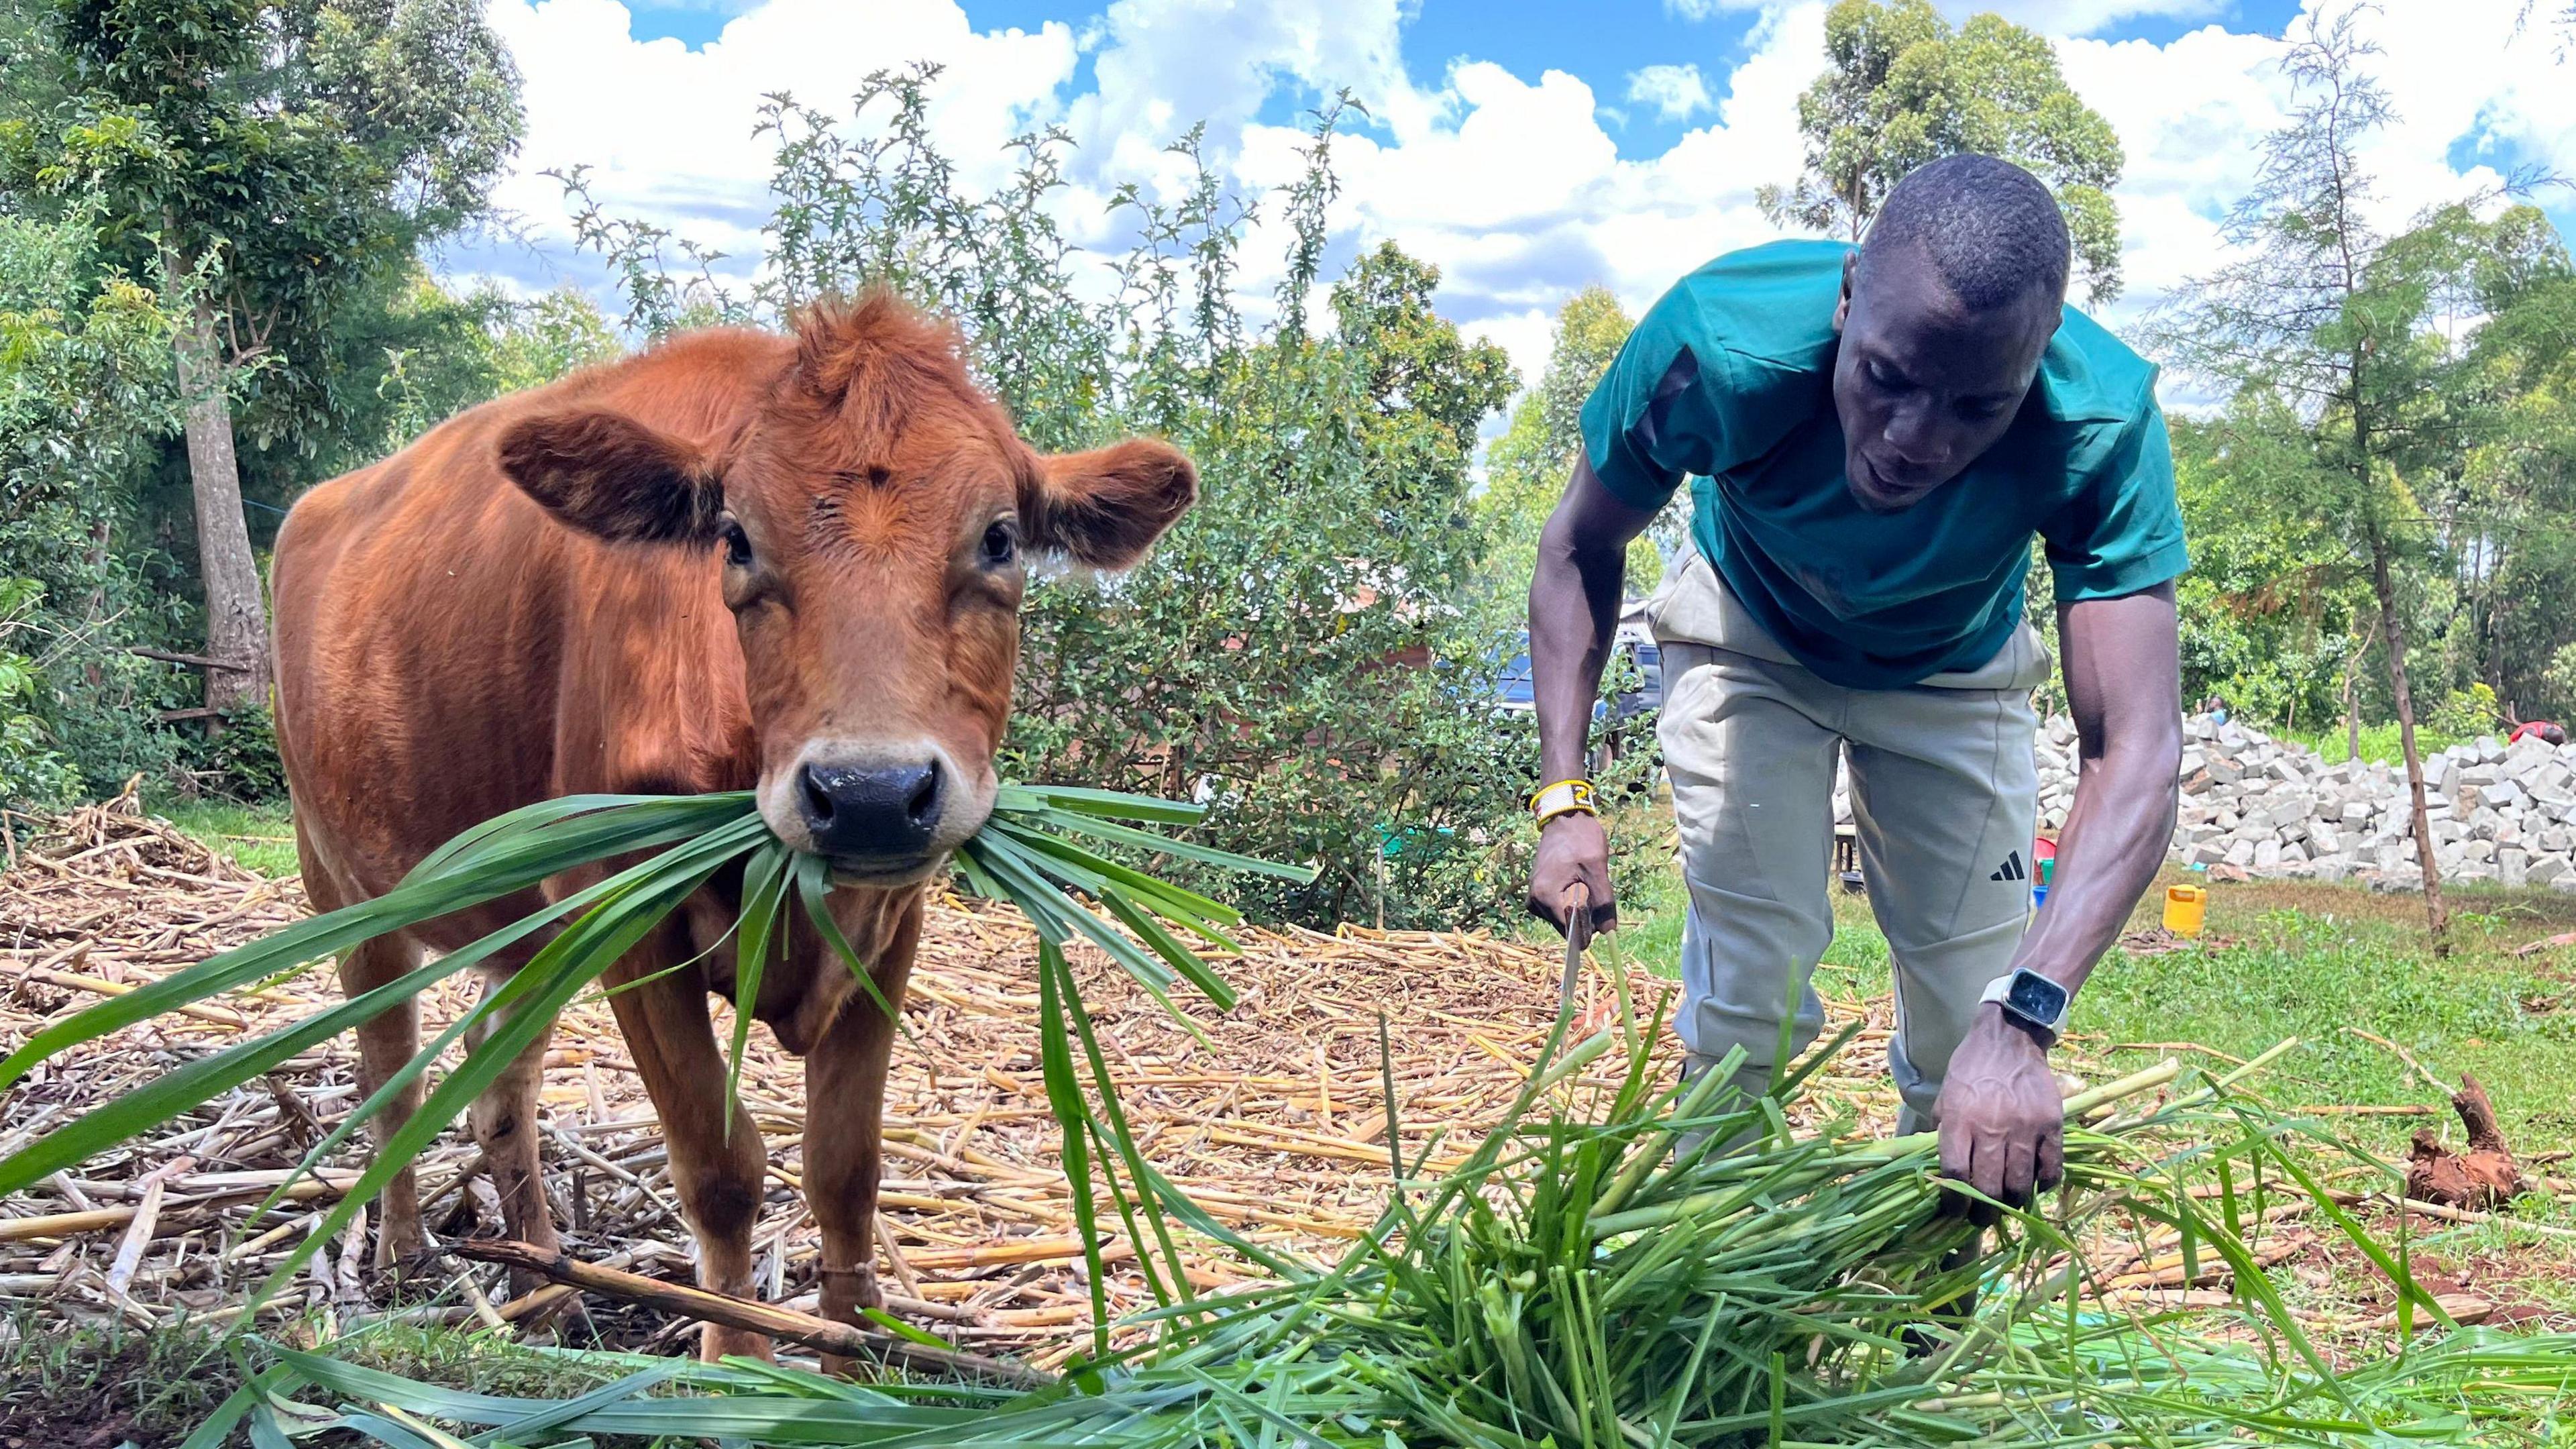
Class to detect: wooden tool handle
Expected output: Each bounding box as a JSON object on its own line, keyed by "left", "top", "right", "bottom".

{"left": 1558, "top": 883, "right": 1593, "bottom": 1002}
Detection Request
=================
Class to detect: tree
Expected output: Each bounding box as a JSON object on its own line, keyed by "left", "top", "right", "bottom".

{"left": 333, "top": 274, "right": 623, "bottom": 465}
{"left": 1477, "top": 287, "right": 1670, "bottom": 610}
{"left": 3, "top": 0, "right": 519, "bottom": 714}
{"left": 2155, "top": 9, "right": 2491, "bottom": 947}
{"left": 1758, "top": 0, "right": 2126, "bottom": 301}
{"left": 2426, "top": 207, "right": 2576, "bottom": 723}
{"left": 2167, "top": 413, "right": 2374, "bottom": 735}
{"left": 484, "top": 288, "right": 624, "bottom": 397}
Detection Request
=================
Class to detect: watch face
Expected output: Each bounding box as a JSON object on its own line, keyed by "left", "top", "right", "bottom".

{"left": 2005, "top": 971, "right": 2068, "bottom": 1026}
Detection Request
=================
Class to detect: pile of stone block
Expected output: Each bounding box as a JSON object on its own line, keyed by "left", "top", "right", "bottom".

{"left": 2035, "top": 715, "right": 2576, "bottom": 892}
{"left": 1820, "top": 714, "right": 2576, "bottom": 892}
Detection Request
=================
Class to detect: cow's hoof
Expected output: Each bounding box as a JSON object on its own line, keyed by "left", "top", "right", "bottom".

{"left": 375, "top": 1223, "right": 432, "bottom": 1273}
{"left": 818, "top": 1264, "right": 882, "bottom": 1324}
{"left": 368, "top": 1240, "right": 443, "bottom": 1299}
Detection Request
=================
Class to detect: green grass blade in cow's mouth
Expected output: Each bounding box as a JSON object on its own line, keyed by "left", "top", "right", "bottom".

{"left": 0, "top": 784, "right": 1316, "bottom": 1326}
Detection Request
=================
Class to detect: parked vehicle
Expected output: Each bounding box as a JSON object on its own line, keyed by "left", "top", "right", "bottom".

{"left": 1489, "top": 629, "right": 1661, "bottom": 722}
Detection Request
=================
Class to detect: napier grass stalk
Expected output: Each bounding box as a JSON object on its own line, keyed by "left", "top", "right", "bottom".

{"left": 0, "top": 784, "right": 1312, "bottom": 1327}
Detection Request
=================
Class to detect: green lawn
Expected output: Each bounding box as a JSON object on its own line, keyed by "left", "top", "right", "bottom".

{"left": 1598, "top": 846, "right": 2576, "bottom": 1157}
{"left": 2268, "top": 718, "right": 2467, "bottom": 764}
{"left": 150, "top": 794, "right": 300, "bottom": 877}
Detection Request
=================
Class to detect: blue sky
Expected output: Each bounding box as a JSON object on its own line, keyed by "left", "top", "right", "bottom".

{"left": 466, "top": 0, "right": 2576, "bottom": 395}
{"left": 608, "top": 1, "right": 2312, "bottom": 160}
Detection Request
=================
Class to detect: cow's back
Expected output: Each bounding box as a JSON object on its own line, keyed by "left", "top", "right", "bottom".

{"left": 273, "top": 331, "right": 791, "bottom": 934}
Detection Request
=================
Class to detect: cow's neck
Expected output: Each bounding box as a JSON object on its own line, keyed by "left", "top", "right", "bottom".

{"left": 553, "top": 547, "right": 759, "bottom": 798}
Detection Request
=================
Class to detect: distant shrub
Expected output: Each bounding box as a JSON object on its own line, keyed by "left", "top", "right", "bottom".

{"left": 2428, "top": 682, "right": 2503, "bottom": 741}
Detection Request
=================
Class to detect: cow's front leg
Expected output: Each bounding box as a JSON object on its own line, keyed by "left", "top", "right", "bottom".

{"left": 803, "top": 899, "right": 919, "bottom": 1378}
{"left": 606, "top": 938, "right": 773, "bottom": 1362}
{"left": 466, "top": 968, "right": 563, "bottom": 1299}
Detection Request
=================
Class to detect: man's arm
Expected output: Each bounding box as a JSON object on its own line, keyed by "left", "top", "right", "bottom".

{"left": 1935, "top": 582, "right": 2182, "bottom": 1211}
{"left": 1526, "top": 458, "right": 1660, "bottom": 934}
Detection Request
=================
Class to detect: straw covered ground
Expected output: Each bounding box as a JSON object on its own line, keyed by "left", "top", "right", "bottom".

{"left": 3, "top": 792, "right": 2571, "bottom": 1381}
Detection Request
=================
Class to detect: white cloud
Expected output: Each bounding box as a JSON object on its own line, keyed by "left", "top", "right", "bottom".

{"left": 1626, "top": 63, "right": 1715, "bottom": 123}
{"left": 479, "top": 0, "right": 1078, "bottom": 290}
{"left": 1218, "top": 2, "right": 1829, "bottom": 390}
{"left": 2051, "top": 2, "right": 2576, "bottom": 331}
{"left": 467, "top": 0, "right": 2576, "bottom": 407}
{"left": 1064, "top": 0, "right": 1436, "bottom": 195}
{"left": 1663, "top": 0, "right": 1760, "bottom": 18}
{"left": 2053, "top": 21, "right": 2290, "bottom": 319}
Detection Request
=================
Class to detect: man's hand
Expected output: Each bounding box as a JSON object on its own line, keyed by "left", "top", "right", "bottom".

{"left": 1529, "top": 812, "right": 1617, "bottom": 935}
{"left": 1933, "top": 1006, "right": 2064, "bottom": 1222}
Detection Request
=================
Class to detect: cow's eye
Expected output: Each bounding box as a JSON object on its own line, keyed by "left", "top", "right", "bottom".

{"left": 720, "top": 519, "right": 753, "bottom": 569}
{"left": 980, "top": 520, "right": 1018, "bottom": 567}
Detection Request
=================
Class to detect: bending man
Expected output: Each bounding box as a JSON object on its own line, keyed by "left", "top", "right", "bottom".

{"left": 1526, "top": 155, "right": 2186, "bottom": 1210}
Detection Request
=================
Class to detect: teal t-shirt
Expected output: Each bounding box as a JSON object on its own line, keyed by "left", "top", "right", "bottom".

{"left": 1580, "top": 239, "right": 2188, "bottom": 689}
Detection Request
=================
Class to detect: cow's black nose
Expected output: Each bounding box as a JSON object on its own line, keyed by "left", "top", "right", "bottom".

{"left": 796, "top": 759, "right": 943, "bottom": 860}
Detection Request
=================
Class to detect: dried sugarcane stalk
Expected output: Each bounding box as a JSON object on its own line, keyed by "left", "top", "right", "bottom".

{"left": 450, "top": 1238, "right": 1051, "bottom": 1387}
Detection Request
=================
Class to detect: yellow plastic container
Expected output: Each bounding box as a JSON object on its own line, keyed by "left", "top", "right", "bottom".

{"left": 2163, "top": 883, "right": 2208, "bottom": 937}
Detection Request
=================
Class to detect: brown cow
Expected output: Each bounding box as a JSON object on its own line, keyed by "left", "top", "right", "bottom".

{"left": 270, "top": 294, "right": 1195, "bottom": 1364}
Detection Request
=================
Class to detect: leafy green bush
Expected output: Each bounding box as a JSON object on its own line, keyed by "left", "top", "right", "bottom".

{"left": 559, "top": 73, "right": 1641, "bottom": 928}
{"left": 0, "top": 184, "right": 620, "bottom": 809}
{"left": 2544, "top": 641, "right": 2576, "bottom": 720}
{"left": 2428, "top": 681, "right": 2504, "bottom": 741}
{"left": 0, "top": 212, "right": 200, "bottom": 799}
{"left": 170, "top": 698, "right": 288, "bottom": 802}
{"left": 0, "top": 581, "right": 76, "bottom": 808}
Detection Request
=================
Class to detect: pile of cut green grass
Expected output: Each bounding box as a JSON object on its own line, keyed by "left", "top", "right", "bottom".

{"left": 211, "top": 1018, "right": 2576, "bottom": 1447}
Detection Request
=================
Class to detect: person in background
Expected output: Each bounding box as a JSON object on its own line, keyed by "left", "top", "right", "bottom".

{"left": 1524, "top": 155, "right": 2187, "bottom": 1216}
{"left": 2510, "top": 719, "right": 2567, "bottom": 747}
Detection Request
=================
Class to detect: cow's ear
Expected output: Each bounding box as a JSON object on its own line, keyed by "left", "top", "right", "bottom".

{"left": 1022, "top": 439, "right": 1197, "bottom": 569}
{"left": 496, "top": 409, "right": 723, "bottom": 545}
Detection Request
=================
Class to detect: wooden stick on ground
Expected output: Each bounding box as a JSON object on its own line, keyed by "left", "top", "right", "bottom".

{"left": 450, "top": 1239, "right": 1053, "bottom": 1388}
{"left": 104, "top": 1156, "right": 194, "bottom": 1301}
{"left": 21, "top": 967, "right": 249, "bottom": 1027}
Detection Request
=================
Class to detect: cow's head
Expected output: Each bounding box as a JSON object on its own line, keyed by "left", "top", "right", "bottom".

{"left": 494, "top": 294, "right": 1195, "bottom": 884}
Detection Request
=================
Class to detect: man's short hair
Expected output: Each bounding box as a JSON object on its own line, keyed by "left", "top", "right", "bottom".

{"left": 1858, "top": 155, "right": 2071, "bottom": 313}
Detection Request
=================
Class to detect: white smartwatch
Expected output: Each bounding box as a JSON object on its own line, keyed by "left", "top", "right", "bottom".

{"left": 1980, "top": 967, "right": 2072, "bottom": 1046}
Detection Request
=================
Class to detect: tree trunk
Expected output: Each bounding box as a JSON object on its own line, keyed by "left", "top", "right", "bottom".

{"left": 2369, "top": 536, "right": 2449, "bottom": 954}
{"left": 80, "top": 515, "right": 113, "bottom": 688}
{"left": 168, "top": 277, "right": 270, "bottom": 717}
{"left": 2343, "top": 651, "right": 2360, "bottom": 762}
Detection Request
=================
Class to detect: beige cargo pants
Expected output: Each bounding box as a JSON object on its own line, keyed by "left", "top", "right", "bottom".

{"left": 1649, "top": 552, "right": 2052, "bottom": 1132}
